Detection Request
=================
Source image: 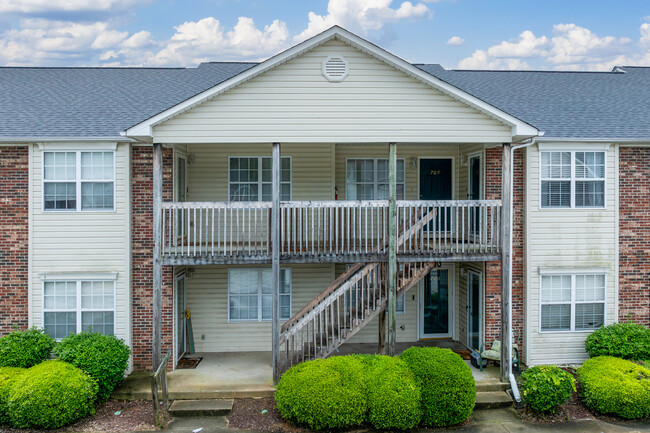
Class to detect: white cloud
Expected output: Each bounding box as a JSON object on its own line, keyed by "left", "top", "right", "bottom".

{"left": 294, "top": 0, "right": 432, "bottom": 42}
{"left": 458, "top": 23, "right": 648, "bottom": 70}
{"left": 0, "top": 0, "right": 153, "bottom": 14}
{"left": 446, "top": 36, "right": 464, "bottom": 46}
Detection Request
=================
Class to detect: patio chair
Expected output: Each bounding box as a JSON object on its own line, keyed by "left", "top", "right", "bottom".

{"left": 479, "top": 332, "right": 520, "bottom": 372}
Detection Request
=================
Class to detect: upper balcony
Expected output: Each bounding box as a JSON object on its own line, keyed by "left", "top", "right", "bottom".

{"left": 161, "top": 199, "right": 502, "bottom": 265}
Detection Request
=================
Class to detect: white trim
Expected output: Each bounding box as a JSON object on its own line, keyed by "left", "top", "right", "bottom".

{"left": 614, "top": 144, "right": 620, "bottom": 322}
{"left": 41, "top": 149, "right": 116, "bottom": 213}
{"left": 37, "top": 142, "right": 118, "bottom": 151}
{"left": 227, "top": 268, "right": 292, "bottom": 322}
{"left": 174, "top": 272, "right": 187, "bottom": 366}
{"left": 538, "top": 267, "right": 608, "bottom": 275}
{"left": 1, "top": 137, "right": 133, "bottom": 144}
{"left": 345, "top": 157, "right": 406, "bottom": 200}
{"left": 28, "top": 144, "right": 34, "bottom": 328}
{"left": 419, "top": 264, "right": 455, "bottom": 339}
{"left": 123, "top": 26, "right": 539, "bottom": 140}
{"left": 227, "top": 155, "right": 292, "bottom": 202}
{"left": 538, "top": 142, "right": 612, "bottom": 151}
{"left": 40, "top": 272, "right": 118, "bottom": 280}
{"left": 539, "top": 150, "right": 606, "bottom": 210}
{"left": 538, "top": 271, "right": 607, "bottom": 333}
{"left": 466, "top": 269, "right": 483, "bottom": 350}
{"left": 537, "top": 137, "right": 650, "bottom": 144}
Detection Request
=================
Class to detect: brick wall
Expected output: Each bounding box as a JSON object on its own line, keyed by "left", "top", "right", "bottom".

{"left": 484, "top": 146, "right": 526, "bottom": 360}
{"left": 0, "top": 147, "right": 29, "bottom": 335}
{"left": 618, "top": 147, "right": 650, "bottom": 326}
{"left": 131, "top": 146, "right": 174, "bottom": 371}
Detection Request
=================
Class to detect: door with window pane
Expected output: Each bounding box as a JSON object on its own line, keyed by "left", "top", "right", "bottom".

{"left": 176, "top": 274, "right": 186, "bottom": 362}
{"left": 468, "top": 155, "right": 481, "bottom": 236}
{"left": 467, "top": 271, "right": 481, "bottom": 351}
{"left": 420, "top": 266, "right": 453, "bottom": 339}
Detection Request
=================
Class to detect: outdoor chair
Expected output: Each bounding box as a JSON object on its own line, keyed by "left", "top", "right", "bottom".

{"left": 479, "top": 333, "right": 520, "bottom": 372}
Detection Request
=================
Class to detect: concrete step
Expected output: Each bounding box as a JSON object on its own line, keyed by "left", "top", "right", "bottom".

{"left": 475, "top": 391, "right": 513, "bottom": 409}
{"left": 475, "top": 380, "right": 510, "bottom": 392}
{"left": 169, "top": 399, "right": 233, "bottom": 417}
{"left": 113, "top": 386, "right": 275, "bottom": 400}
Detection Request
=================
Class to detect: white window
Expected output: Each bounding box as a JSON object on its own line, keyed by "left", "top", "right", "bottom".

{"left": 346, "top": 159, "right": 405, "bottom": 200}
{"left": 229, "top": 157, "right": 291, "bottom": 201}
{"left": 228, "top": 268, "right": 291, "bottom": 322}
{"left": 43, "top": 280, "right": 116, "bottom": 339}
{"left": 541, "top": 151, "right": 605, "bottom": 208}
{"left": 540, "top": 273, "right": 605, "bottom": 332}
{"left": 43, "top": 151, "right": 115, "bottom": 211}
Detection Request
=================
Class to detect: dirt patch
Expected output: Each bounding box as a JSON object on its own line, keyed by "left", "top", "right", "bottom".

{"left": 228, "top": 397, "right": 301, "bottom": 433}
{"left": 0, "top": 399, "right": 157, "bottom": 433}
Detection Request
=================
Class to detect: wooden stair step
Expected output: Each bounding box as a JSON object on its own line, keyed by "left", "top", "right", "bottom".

{"left": 169, "top": 399, "right": 233, "bottom": 417}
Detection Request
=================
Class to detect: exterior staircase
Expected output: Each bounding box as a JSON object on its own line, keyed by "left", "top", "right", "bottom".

{"left": 278, "top": 207, "right": 436, "bottom": 373}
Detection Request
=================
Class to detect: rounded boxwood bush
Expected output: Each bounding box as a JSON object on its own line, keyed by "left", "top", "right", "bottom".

{"left": 520, "top": 365, "right": 575, "bottom": 413}
{"left": 365, "top": 356, "right": 422, "bottom": 429}
{"left": 585, "top": 322, "right": 650, "bottom": 361}
{"left": 0, "top": 368, "right": 25, "bottom": 425}
{"left": 7, "top": 360, "right": 97, "bottom": 429}
{"left": 0, "top": 327, "right": 55, "bottom": 368}
{"left": 55, "top": 331, "right": 131, "bottom": 402}
{"left": 400, "top": 347, "right": 475, "bottom": 427}
{"left": 578, "top": 356, "right": 650, "bottom": 419}
{"left": 275, "top": 356, "right": 367, "bottom": 430}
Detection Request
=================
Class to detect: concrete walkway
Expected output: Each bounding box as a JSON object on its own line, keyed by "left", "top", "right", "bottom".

{"left": 134, "top": 409, "right": 650, "bottom": 433}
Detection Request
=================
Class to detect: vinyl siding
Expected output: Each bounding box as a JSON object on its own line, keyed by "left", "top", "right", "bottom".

{"left": 30, "top": 143, "right": 131, "bottom": 351}
{"left": 154, "top": 40, "right": 512, "bottom": 144}
{"left": 526, "top": 145, "right": 617, "bottom": 365}
{"left": 186, "top": 264, "right": 334, "bottom": 352}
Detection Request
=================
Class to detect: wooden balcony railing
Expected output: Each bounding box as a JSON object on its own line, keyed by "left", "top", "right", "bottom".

{"left": 161, "top": 200, "right": 502, "bottom": 264}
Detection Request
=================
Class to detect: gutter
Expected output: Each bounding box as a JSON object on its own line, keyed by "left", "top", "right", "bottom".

{"left": 0, "top": 136, "right": 136, "bottom": 143}
{"left": 507, "top": 133, "right": 542, "bottom": 403}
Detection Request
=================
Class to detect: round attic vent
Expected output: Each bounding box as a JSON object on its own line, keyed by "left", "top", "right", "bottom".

{"left": 322, "top": 55, "right": 349, "bottom": 82}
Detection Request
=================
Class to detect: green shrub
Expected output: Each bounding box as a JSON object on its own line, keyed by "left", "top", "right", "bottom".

{"left": 275, "top": 356, "right": 367, "bottom": 430}
{"left": 365, "top": 356, "right": 422, "bottom": 429}
{"left": 520, "top": 365, "right": 575, "bottom": 413}
{"left": 7, "top": 360, "right": 97, "bottom": 429}
{"left": 0, "top": 327, "right": 55, "bottom": 368}
{"left": 55, "top": 331, "right": 131, "bottom": 402}
{"left": 0, "top": 368, "right": 25, "bottom": 425}
{"left": 585, "top": 322, "right": 650, "bottom": 361}
{"left": 400, "top": 347, "right": 475, "bottom": 427}
{"left": 578, "top": 356, "right": 650, "bottom": 419}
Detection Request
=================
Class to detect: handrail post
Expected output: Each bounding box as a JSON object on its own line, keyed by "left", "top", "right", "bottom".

{"left": 272, "top": 143, "right": 281, "bottom": 383}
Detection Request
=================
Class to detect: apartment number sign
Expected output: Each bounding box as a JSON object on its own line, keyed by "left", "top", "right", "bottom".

{"left": 430, "top": 170, "right": 441, "bottom": 175}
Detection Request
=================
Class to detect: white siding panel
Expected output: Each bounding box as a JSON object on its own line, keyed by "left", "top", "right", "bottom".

{"left": 31, "top": 143, "right": 131, "bottom": 350}
{"left": 526, "top": 145, "right": 617, "bottom": 365}
{"left": 154, "top": 40, "right": 511, "bottom": 144}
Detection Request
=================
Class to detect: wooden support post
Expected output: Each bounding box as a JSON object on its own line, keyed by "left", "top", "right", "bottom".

{"left": 272, "top": 142, "right": 281, "bottom": 384}
{"left": 500, "top": 143, "right": 512, "bottom": 383}
{"left": 152, "top": 143, "right": 163, "bottom": 371}
{"left": 387, "top": 142, "right": 397, "bottom": 356}
{"left": 378, "top": 309, "right": 386, "bottom": 355}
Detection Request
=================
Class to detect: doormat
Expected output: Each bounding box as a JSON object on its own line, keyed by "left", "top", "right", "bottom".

{"left": 453, "top": 350, "right": 472, "bottom": 360}
{"left": 176, "top": 356, "right": 202, "bottom": 369}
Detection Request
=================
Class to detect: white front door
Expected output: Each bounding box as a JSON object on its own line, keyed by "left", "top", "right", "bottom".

{"left": 419, "top": 264, "right": 454, "bottom": 339}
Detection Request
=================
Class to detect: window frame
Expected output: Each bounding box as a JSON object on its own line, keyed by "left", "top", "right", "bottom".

{"left": 539, "top": 150, "right": 606, "bottom": 209}
{"left": 42, "top": 150, "right": 116, "bottom": 212}
{"left": 227, "top": 268, "right": 292, "bottom": 322}
{"left": 539, "top": 271, "right": 607, "bottom": 333}
{"left": 227, "top": 156, "right": 292, "bottom": 202}
{"left": 42, "top": 278, "right": 116, "bottom": 339}
{"left": 345, "top": 158, "right": 406, "bottom": 200}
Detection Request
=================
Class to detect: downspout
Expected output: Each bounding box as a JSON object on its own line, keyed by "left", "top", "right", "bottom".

{"left": 507, "top": 133, "right": 542, "bottom": 402}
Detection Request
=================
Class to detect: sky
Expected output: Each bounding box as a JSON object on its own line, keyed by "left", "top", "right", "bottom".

{"left": 0, "top": 0, "right": 649, "bottom": 70}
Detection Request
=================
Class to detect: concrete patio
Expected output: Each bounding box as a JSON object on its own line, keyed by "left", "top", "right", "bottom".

{"left": 113, "top": 341, "right": 504, "bottom": 401}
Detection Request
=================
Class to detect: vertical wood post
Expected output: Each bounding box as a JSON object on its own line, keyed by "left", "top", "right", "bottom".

{"left": 387, "top": 142, "right": 397, "bottom": 356}
{"left": 152, "top": 143, "right": 163, "bottom": 371}
{"left": 272, "top": 142, "right": 281, "bottom": 384}
{"left": 378, "top": 310, "right": 386, "bottom": 354}
{"left": 500, "top": 143, "right": 512, "bottom": 383}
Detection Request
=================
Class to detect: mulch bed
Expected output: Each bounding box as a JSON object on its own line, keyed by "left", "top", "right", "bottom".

{"left": 0, "top": 399, "right": 157, "bottom": 433}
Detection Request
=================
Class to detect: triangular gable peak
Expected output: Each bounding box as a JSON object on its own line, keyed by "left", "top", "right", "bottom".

{"left": 125, "top": 27, "right": 538, "bottom": 143}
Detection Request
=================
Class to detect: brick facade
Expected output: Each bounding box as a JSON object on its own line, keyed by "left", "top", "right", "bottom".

{"left": 131, "top": 146, "right": 174, "bottom": 371}
{"left": 618, "top": 147, "right": 650, "bottom": 326}
{"left": 484, "top": 146, "right": 526, "bottom": 360}
{"left": 0, "top": 147, "right": 29, "bottom": 335}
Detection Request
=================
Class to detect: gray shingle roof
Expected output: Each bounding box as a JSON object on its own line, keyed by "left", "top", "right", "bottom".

{"left": 1, "top": 61, "right": 649, "bottom": 140}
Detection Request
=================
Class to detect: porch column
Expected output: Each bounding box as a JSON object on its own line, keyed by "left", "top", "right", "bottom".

{"left": 387, "top": 142, "right": 397, "bottom": 356}
{"left": 272, "top": 142, "right": 281, "bottom": 384}
{"left": 500, "top": 143, "right": 512, "bottom": 383}
{"left": 152, "top": 143, "right": 163, "bottom": 370}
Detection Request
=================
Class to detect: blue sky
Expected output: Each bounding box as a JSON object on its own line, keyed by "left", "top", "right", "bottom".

{"left": 0, "top": 0, "right": 649, "bottom": 69}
